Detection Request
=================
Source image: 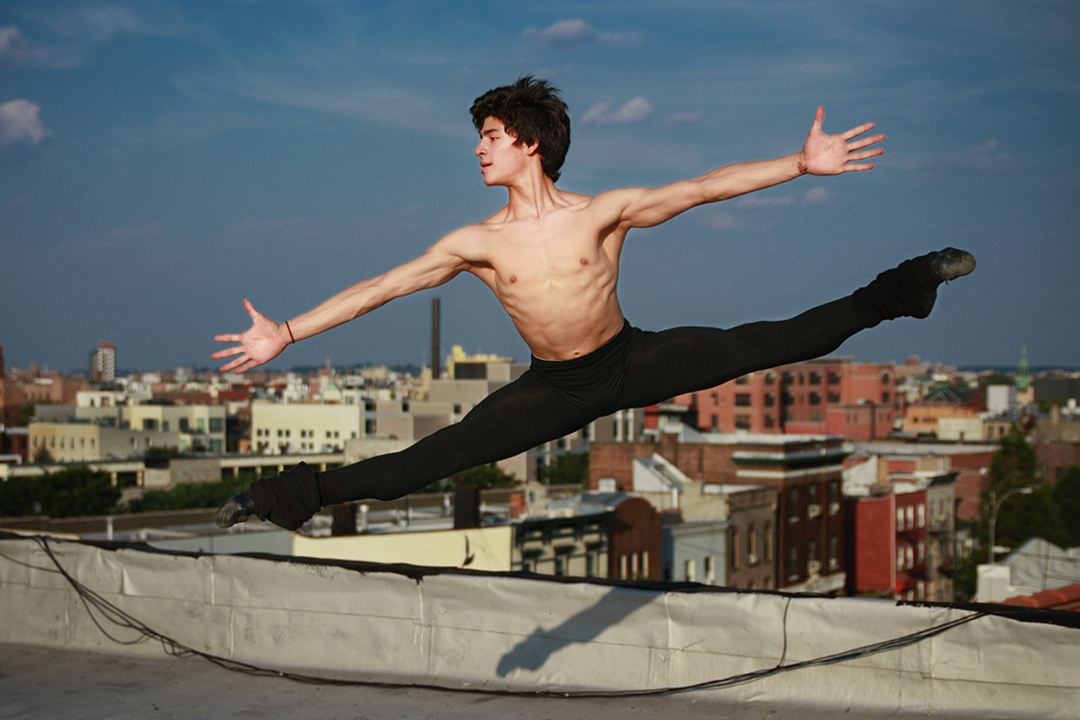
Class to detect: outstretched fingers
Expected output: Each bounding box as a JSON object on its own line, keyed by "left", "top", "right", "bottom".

{"left": 219, "top": 354, "right": 248, "bottom": 373}
{"left": 849, "top": 148, "right": 884, "bottom": 162}
{"left": 847, "top": 132, "right": 886, "bottom": 151}
{"left": 841, "top": 121, "right": 876, "bottom": 141}
{"left": 210, "top": 346, "right": 245, "bottom": 360}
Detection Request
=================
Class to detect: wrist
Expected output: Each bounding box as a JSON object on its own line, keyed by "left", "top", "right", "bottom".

{"left": 796, "top": 151, "right": 808, "bottom": 176}
{"left": 280, "top": 321, "right": 297, "bottom": 346}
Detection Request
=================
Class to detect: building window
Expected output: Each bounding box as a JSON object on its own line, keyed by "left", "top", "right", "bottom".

{"left": 896, "top": 508, "right": 904, "bottom": 530}
{"left": 829, "top": 536, "right": 839, "bottom": 571}
{"left": 730, "top": 527, "right": 740, "bottom": 570}
{"left": 619, "top": 555, "right": 628, "bottom": 579}
{"left": 764, "top": 392, "right": 776, "bottom": 407}
{"left": 906, "top": 545, "right": 914, "bottom": 569}
{"left": 788, "top": 486, "right": 799, "bottom": 520}
{"left": 735, "top": 375, "right": 749, "bottom": 385}
{"left": 704, "top": 556, "right": 715, "bottom": 585}
{"left": 747, "top": 523, "right": 757, "bottom": 564}
{"left": 586, "top": 552, "right": 596, "bottom": 577}
{"left": 917, "top": 504, "right": 926, "bottom": 528}
{"left": 735, "top": 393, "right": 751, "bottom": 407}
{"left": 764, "top": 522, "right": 773, "bottom": 561}
{"left": 808, "top": 483, "right": 818, "bottom": 504}
{"left": 897, "top": 546, "right": 905, "bottom": 569}
{"left": 788, "top": 544, "right": 799, "bottom": 580}
{"left": 764, "top": 415, "right": 775, "bottom": 428}
{"left": 765, "top": 371, "right": 776, "bottom": 385}
{"left": 828, "top": 392, "right": 841, "bottom": 403}
{"left": 809, "top": 392, "right": 822, "bottom": 406}
{"left": 828, "top": 371, "right": 841, "bottom": 385}
{"left": 881, "top": 392, "right": 891, "bottom": 403}
{"left": 808, "top": 371, "right": 822, "bottom": 385}
{"left": 685, "top": 559, "right": 696, "bottom": 582}
{"left": 906, "top": 506, "right": 914, "bottom": 529}
{"left": 917, "top": 541, "right": 925, "bottom": 562}
{"left": 735, "top": 415, "right": 751, "bottom": 430}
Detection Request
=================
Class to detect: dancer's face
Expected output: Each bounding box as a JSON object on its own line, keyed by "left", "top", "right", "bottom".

{"left": 475, "top": 117, "right": 535, "bottom": 186}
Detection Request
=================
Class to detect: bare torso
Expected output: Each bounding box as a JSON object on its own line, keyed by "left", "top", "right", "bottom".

{"left": 460, "top": 190, "right": 629, "bottom": 361}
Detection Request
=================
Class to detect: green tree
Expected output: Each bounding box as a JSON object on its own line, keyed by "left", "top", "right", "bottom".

{"left": 450, "top": 463, "right": 518, "bottom": 489}
{"left": 1053, "top": 466, "right": 1080, "bottom": 547}
{"left": 125, "top": 475, "right": 249, "bottom": 513}
{"left": 538, "top": 452, "right": 589, "bottom": 487}
{"left": 144, "top": 446, "right": 183, "bottom": 467}
{"left": 954, "top": 428, "right": 1067, "bottom": 599}
{"left": 32, "top": 446, "right": 54, "bottom": 464}
{"left": 0, "top": 466, "right": 120, "bottom": 518}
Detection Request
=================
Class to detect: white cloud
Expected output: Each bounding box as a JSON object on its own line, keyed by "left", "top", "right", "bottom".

{"left": 0, "top": 25, "right": 78, "bottom": 67}
{"left": 525, "top": 19, "right": 595, "bottom": 44}
{"left": 0, "top": 99, "right": 48, "bottom": 145}
{"left": 581, "top": 96, "right": 653, "bottom": 126}
{"left": 523, "top": 18, "right": 642, "bottom": 47}
{"left": 0, "top": 26, "right": 20, "bottom": 55}
{"left": 804, "top": 187, "right": 831, "bottom": 204}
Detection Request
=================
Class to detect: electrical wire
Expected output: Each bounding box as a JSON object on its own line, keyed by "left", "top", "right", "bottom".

{"left": 21, "top": 536, "right": 988, "bottom": 699}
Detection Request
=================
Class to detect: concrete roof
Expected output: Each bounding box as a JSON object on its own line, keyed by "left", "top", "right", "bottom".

{"left": 2, "top": 532, "right": 1078, "bottom": 719}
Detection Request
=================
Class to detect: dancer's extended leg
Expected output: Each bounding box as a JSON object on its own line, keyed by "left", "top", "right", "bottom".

{"left": 615, "top": 247, "right": 975, "bottom": 407}
{"left": 218, "top": 370, "right": 596, "bottom": 529}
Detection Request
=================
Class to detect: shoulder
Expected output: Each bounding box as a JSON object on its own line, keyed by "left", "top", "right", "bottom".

{"left": 431, "top": 223, "right": 491, "bottom": 264}
{"left": 583, "top": 187, "right": 649, "bottom": 224}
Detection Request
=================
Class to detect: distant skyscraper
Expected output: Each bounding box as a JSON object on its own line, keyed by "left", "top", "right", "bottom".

{"left": 90, "top": 340, "right": 117, "bottom": 383}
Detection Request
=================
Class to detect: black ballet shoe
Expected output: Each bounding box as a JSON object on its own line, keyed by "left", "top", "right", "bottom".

{"left": 929, "top": 247, "right": 977, "bottom": 284}
{"left": 857, "top": 247, "right": 976, "bottom": 323}
{"left": 216, "top": 491, "right": 256, "bottom": 528}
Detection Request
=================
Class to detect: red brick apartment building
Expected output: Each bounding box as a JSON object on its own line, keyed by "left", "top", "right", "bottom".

{"left": 591, "top": 432, "right": 848, "bottom": 593}
{"left": 670, "top": 358, "right": 900, "bottom": 440}
{"left": 845, "top": 488, "right": 930, "bottom": 600}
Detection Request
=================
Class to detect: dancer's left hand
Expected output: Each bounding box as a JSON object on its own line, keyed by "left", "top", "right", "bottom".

{"left": 799, "top": 106, "right": 886, "bottom": 175}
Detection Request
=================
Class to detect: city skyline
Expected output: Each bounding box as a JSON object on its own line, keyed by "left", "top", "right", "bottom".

{"left": 2, "top": 1, "right": 1078, "bottom": 372}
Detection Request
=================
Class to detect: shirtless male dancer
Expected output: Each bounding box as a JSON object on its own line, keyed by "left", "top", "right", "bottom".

{"left": 214, "top": 77, "right": 974, "bottom": 531}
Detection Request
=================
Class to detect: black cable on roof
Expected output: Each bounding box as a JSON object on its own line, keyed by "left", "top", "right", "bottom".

{"left": 19, "top": 536, "right": 990, "bottom": 700}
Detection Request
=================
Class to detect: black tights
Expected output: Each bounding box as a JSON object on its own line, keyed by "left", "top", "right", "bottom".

{"left": 316, "top": 293, "right": 874, "bottom": 507}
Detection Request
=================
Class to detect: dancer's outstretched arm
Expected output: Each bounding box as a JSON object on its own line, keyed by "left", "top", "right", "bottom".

{"left": 211, "top": 231, "right": 473, "bottom": 374}
{"left": 597, "top": 106, "right": 885, "bottom": 230}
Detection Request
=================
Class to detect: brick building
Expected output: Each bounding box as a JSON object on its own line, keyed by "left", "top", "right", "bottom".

{"left": 670, "top": 358, "right": 900, "bottom": 440}
{"left": 845, "top": 486, "right": 932, "bottom": 601}
{"left": 590, "top": 431, "right": 848, "bottom": 594}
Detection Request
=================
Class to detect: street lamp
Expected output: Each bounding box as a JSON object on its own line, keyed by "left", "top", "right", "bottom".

{"left": 988, "top": 487, "right": 1035, "bottom": 564}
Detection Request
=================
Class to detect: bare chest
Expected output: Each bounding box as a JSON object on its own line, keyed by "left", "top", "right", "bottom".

{"left": 490, "top": 225, "right": 613, "bottom": 291}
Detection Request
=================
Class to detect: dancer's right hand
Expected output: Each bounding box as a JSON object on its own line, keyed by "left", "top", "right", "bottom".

{"left": 211, "top": 298, "right": 291, "bottom": 374}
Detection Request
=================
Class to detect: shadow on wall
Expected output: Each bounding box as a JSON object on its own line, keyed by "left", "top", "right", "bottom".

{"left": 496, "top": 585, "right": 656, "bottom": 677}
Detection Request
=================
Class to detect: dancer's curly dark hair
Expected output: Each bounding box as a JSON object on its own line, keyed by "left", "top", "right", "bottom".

{"left": 470, "top": 76, "right": 571, "bottom": 181}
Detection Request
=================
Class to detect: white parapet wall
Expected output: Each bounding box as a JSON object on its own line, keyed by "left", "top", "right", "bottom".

{"left": 1, "top": 534, "right": 1077, "bottom": 718}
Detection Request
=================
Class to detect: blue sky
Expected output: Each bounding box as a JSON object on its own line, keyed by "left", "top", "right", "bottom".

{"left": 2, "top": 1, "right": 1078, "bottom": 373}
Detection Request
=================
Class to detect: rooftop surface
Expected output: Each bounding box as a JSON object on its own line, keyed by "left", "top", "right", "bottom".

{"left": 1, "top": 532, "right": 1077, "bottom": 719}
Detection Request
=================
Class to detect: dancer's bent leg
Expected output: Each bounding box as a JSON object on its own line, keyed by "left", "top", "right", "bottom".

{"left": 219, "top": 371, "right": 596, "bottom": 530}
{"left": 615, "top": 247, "right": 975, "bottom": 407}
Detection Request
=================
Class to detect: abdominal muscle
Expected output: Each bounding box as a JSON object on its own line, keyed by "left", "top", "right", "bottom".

{"left": 471, "top": 227, "right": 628, "bottom": 360}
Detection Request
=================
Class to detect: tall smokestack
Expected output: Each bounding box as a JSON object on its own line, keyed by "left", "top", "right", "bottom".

{"left": 431, "top": 297, "right": 441, "bottom": 378}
